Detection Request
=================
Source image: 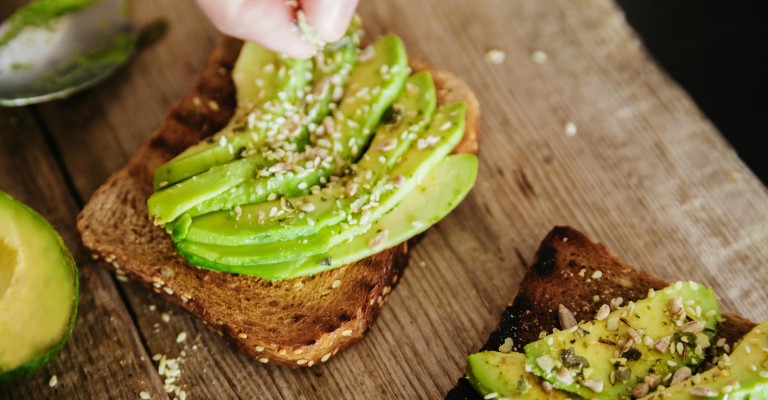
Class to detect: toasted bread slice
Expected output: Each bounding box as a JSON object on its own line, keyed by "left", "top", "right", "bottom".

{"left": 446, "top": 226, "right": 756, "bottom": 399}
{"left": 77, "top": 37, "right": 479, "bottom": 368}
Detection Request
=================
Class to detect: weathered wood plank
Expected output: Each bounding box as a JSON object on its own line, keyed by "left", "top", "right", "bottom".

{"left": 0, "top": 108, "right": 166, "bottom": 399}
{"left": 28, "top": 0, "right": 768, "bottom": 398}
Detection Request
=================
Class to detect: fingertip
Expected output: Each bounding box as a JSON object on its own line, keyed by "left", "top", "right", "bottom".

{"left": 301, "top": 0, "right": 359, "bottom": 43}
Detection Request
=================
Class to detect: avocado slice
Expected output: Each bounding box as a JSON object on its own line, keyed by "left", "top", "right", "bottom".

{"left": 181, "top": 34, "right": 410, "bottom": 219}
{"left": 0, "top": 191, "right": 78, "bottom": 381}
{"left": 639, "top": 319, "right": 768, "bottom": 400}
{"left": 153, "top": 45, "right": 312, "bottom": 190}
{"left": 148, "top": 34, "right": 408, "bottom": 225}
{"left": 174, "top": 103, "right": 466, "bottom": 267}
{"left": 524, "top": 282, "right": 720, "bottom": 400}
{"left": 176, "top": 153, "right": 477, "bottom": 279}
{"left": 178, "top": 71, "right": 437, "bottom": 245}
{"left": 152, "top": 24, "right": 361, "bottom": 190}
{"left": 466, "top": 351, "right": 570, "bottom": 399}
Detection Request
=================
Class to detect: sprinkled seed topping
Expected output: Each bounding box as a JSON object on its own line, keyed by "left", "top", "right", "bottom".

{"left": 558, "top": 304, "right": 578, "bottom": 329}
{"left": 591, "top": 270, "right": 603, "bottom": 279}
{"left": 689, "top": 386, "right": 718, "bottom": 397}
{"left": 680, "top": 320, "right": 707, "bottom": 334}
{"left": 49, "top": 375, "right": 57, "bottom": 387}
{"left": 498, "top": 337, "right": 514, "bottom": 353}
{"left": 583, "top": 379, "right": 604, "bottom": 393}
{"left": 654, "top": 336, "right": 671, "bottom": 353}
{"left": 176, "top": 332, "right": 187, "bottom": 343}
{"left": 140, "top": 391, "right": 150, "bottom": 399}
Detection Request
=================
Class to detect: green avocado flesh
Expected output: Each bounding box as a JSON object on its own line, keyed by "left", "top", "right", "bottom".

{"left": 524, "top": 282, "right": 720, "bottom": 400}
{"left": 639, "top": 319, "right": 768, "bottom": 400}
{"left": 467, "top": 351, "right": 569, "bottom": 399}
{"left": 174, "top": 103, "right": 465, "bottom": 266}
{"left": 147, "top": 34, "right": 408, "bottom": 225}
{"left": 149, "top": 27, "right": 476, "bottom": 280}
{"left": 177, "top": 154, "right": 477, "bottom": 279}
{"left": 0, "top": 191, "right": 78, "bottom": 381}
{"left": 152, "top": 26, "right": 359, "bottom": 190}
{"left": 178, "top": 72, "right": 437, "bottom": 246}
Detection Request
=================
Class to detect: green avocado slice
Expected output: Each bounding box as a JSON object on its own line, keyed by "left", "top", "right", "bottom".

{"left": 181, "top": 34, "right": 410, "bottom": 219}
{"left": 153, "top": 44, "right": 312, "bottom": 190}
{"left": 0, "top": 191, "right": 78, "bottom": 381}
{"left": 639, "top": 319, "right": 768, "bottom": 400}
{"left": 174, "top": 103, "right": 466, "bottom": 266}
{"left": 152, "top": 25, "right": 361, "bottom": 190}
{"left": 148, "top": 34, "right": 408, "bottom": 225}
{"left": 524, "top": 281, "right": 720, "bottom": 400}
{"left": 466, "top": 351, "right": 570, "bottom": 399}
{"left": 176, "top": 153, "right": 477, "bottom": 279}
{"left": 179, "top": 71, "right": 437, "bottom": 245}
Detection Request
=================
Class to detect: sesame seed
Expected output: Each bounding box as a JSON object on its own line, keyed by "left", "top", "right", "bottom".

{"left": 564, "top": 122, "right": 577, "bottom": 136}
{"left": 161, "top": 313, "right": 170, "bottom": 322}
{"left": 532, "top": 50, "right": 548, "bottom": 64}
{"left": 238, "top": 333, "right": 248, "bottom": 339}
{"left": 332, "top": 280, "right": 341, "bottom": 289}
{"left": 49, "top": 375, "right": 57, "bottom": 387}
{"left": 484, "top": 49, "right": 505, "bottom": 65}
{"left": 341, "top": 330, "right": 353, "bottom": 336}
{"left": 164, "top": 287, "right": 173, "bottom": 295}
{"left": 176, "top": 332, "right": 187, "bottom": 343}
{"left": 591, "top": 270, "right": 603, "bottom": 279}
{"left": 258, "top": 358, "right": 269, "bottom": 363}
{"left": 321, "top": 353, "right": 332, "bottom": 362}
{"left": 296, "top": 359, "right": 308, "bottom": 365}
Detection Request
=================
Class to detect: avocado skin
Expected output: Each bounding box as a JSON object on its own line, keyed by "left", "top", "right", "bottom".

{"left": 173, "top": 103, "right": 467, "bottom": 270}
{"left": 0, "top": 191, "right": 79, "bottom": 381}
{"left": 639, "top": 319, "right": 768, "bottom": 400}
{"left": 524, "top": 282, "right": 720, "bottom": 400}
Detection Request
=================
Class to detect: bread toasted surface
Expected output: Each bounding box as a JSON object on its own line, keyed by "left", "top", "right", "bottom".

{"left": 446, "top": 226, "right": 756, "bottom": 399}
{"left": 77, "top": 37, "right": 479, "bottom": 367}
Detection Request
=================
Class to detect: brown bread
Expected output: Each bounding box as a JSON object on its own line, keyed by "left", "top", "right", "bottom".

{"left": 77, "top": 36, "right": 479, "bottom": 367}
{"left": 446, "top": 226, "right": 756, "bottom": 399}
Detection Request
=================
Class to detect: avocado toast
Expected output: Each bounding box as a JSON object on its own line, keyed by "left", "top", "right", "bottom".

{"left": 77, "top": 33, "right": 479, "bottom": 367}
{"left": 446, "top": 226, "right": 759, "bottom": 399}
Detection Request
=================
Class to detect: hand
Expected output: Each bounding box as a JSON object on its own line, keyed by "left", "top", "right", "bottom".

{"left": 195, "top": 0, "right": 360, "bottom": 59}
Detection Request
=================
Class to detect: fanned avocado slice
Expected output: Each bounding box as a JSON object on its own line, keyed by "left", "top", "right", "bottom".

{"left": 148, "top": 34, "right": 408, "bottom": 225}
{"left": 183, "top": 34, "right": 410, "bottom": 218}
{"left": 178, "top": 71, "right": 437, "bottom": 245}
{"left": 0, "top": 191, "right": 78, "bottom": 381}
{"left": 524, "top": 282, "right": 720, "bottom": 400}
{"left": 639, "top": 319, "right": 768, "bottom": 400}
{"left": 176, "top": 153, "right": 477, "bottom": 279}
{"left": 174, "top": 103, "right": 466, "bottom": 267}
{"left": 153, "top": 44, "right": 312, "bottom": 190}
{"left": 466, "top": 351, "right": 569, "bottom": 399}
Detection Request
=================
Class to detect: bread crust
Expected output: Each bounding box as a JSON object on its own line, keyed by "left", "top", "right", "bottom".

{"left": 445, "top": 226, "right": 756, "bottom": 399}
{"left": 77, "top": 37, "right": 479, "bottom": 367}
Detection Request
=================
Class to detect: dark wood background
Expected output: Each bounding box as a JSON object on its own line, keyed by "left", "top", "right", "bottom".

{"left": 1, "top": 0, "right": 767, "bottom": 399}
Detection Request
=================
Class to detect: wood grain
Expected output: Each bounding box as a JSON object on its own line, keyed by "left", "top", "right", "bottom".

{"left": 0, "top": 108, "right": 166, "bottom": 399}
{"left": 2, "top": 0, "right": 767, "bottom": 398}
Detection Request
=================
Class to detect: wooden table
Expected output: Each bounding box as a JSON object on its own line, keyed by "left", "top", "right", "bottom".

{"left": 2, "top": 0, "right": 767, "bottom": 398}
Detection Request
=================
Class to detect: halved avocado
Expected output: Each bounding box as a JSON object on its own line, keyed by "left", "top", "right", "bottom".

{"left": 0, "top": 191, "right": 78, "bottom": 381}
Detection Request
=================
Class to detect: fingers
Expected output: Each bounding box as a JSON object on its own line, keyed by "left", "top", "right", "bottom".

{"left": 195, "top": 0, "right": 316, "bottom": 59}
{"left": 300, "top": 0, "right": 360, "bottom": 43}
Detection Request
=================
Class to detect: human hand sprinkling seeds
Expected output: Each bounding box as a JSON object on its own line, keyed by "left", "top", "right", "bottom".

{"left": 195, "top": 0, "right": 360, "bottom": 58}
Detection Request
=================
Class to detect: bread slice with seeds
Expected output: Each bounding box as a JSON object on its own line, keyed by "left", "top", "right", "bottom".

{"left": 445, "top": 226, "right": 756, "bottom": 399}
{"left": 77, "top": 36, "right": 479, "bottom": 368}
